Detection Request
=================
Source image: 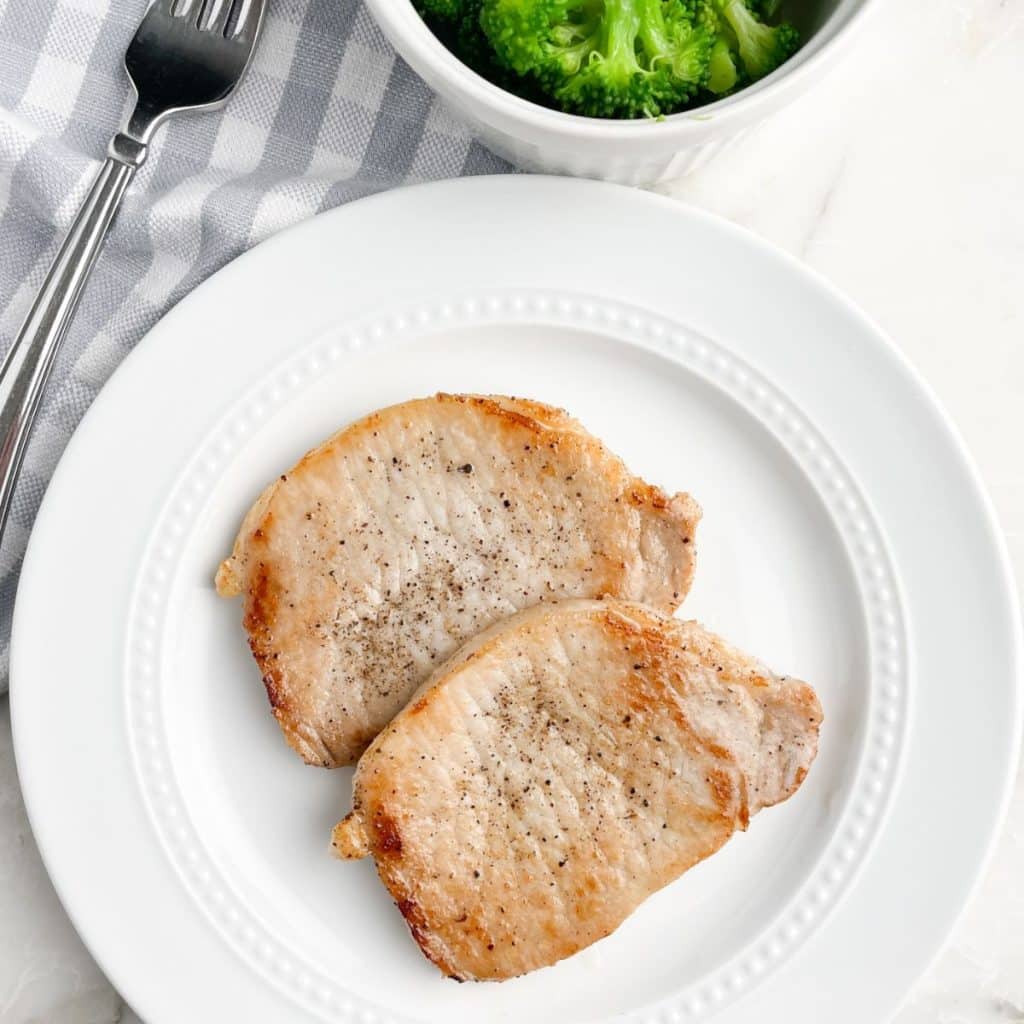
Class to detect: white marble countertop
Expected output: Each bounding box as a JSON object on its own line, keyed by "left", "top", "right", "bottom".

{"left": 1, "top": 0, "right": 1022, "bottom": 1020}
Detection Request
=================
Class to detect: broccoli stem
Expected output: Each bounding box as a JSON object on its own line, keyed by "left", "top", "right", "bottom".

{"left": 707, "top": 36, "right": 738, "bottom": 93}
{"left": 636, "top": 0, "right": 672, "bottom": 69}
{"left": 600, "top": 0, "right": 645, "bottom": 79}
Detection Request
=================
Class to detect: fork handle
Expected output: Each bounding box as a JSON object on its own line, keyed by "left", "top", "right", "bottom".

{"left": 0, "top": 133, "right": 147, "bottom": 543}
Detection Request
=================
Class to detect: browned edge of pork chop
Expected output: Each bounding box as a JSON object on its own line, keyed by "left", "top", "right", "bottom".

{"left": 332, "top": 598, "right": 822, "bottom": 981}
{"left": 216, "top": 395, "right": 701, "bottom": 767}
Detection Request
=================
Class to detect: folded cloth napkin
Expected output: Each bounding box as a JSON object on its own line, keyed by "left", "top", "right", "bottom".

{"left": 0, "top": 0, "right": 509, "bottom": 692}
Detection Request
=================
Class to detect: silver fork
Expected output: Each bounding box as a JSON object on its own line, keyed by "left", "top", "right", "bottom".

{"left": 0, "top": 0, "right": 265, "bottom": 545}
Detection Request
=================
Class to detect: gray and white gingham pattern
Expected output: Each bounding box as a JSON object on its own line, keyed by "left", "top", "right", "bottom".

{"left": 0, "top": 0, "right": 509, "bottom": 691}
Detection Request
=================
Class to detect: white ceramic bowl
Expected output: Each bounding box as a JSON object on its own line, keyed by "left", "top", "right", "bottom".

{"left": 363, "top": 0, "right": 874, "bottom": 184}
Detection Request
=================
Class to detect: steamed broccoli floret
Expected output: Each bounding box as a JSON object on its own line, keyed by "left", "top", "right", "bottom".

{"left": 414, "top": 0, "right": 799, "bottom": 119}
{"left": 414, "top": 0, "right": 540, "bottom": 97}
{"left": 717, "top": 0, "right": 798, "bottom": 81}
{"left": 480, "top": 0, "right": 714, "bottom": 119}
{"left": 413, "top": 0, "right": 485, "bottom": 62}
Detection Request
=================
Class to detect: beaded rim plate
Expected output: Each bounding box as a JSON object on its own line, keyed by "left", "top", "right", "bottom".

{"left": 126, "top": 292, "right": 907, "bottom": 1023}
{"left": 11, "top": 177, "right": 1020, "bottom": 1024}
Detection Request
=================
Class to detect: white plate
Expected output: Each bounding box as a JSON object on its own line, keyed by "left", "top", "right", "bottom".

{"left": 11, "top": 177, "right": 1020, "bottom": 1024}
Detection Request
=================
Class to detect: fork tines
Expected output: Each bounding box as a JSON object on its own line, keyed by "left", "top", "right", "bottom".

{"left": 162, "top": 0, "right": 259, "bottom": 39}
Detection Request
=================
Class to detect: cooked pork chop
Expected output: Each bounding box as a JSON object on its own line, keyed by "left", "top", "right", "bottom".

{"left": 332, "top": 598, "right": 822, "bottom": 981}
{"left": 217, "top": 395, "right": 701, "bottom": 767}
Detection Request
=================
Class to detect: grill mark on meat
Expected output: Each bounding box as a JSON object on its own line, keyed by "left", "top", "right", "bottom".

{"left": 396, "top": 897, "right": 461, "bottom": 979}
{"left": 245, "top": 567, "right": 287, "bottom": 712}
{"left": 371, "top": 811, "right": 403, "bottom": 856}
{"left": 706, "top": 767, "right": 739, "bottom": 818}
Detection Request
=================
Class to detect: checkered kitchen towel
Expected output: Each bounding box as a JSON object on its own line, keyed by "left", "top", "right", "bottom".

{"left": 0, "top": 0, "right": 509, "bottom": 691}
